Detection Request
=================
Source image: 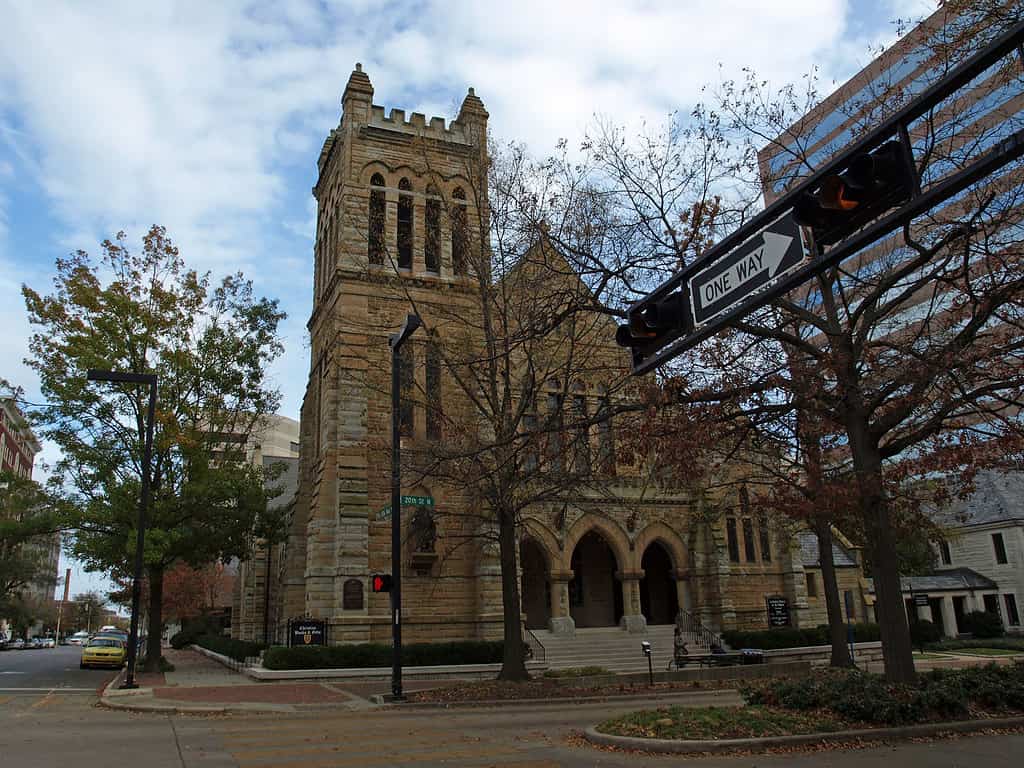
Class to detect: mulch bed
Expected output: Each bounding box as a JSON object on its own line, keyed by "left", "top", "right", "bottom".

{"left": 153, "top": 683, "right": 352, "bottom": 704}
{"left": 405, "top": 678, "right": 736, "bottom": 703}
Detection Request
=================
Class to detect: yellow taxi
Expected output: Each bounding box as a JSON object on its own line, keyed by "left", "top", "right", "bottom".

{"left": 80, "top": 636, "right": 127, "bottom": 669}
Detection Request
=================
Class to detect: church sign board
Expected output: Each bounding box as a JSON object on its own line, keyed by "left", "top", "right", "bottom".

{"left": 289, "top": 618, "right": 327, "bottom": 647}
{"left": 765, "top": 596, "right": 791, "bottom": 627}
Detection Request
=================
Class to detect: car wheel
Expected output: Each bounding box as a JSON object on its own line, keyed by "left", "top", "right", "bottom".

{"left": 80, "top": 662, "right": 86, "bottom": 669}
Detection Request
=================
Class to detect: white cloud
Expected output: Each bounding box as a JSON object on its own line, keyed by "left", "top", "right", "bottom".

{"left": 0, "top": 0, "right": 928, "bottom": 424}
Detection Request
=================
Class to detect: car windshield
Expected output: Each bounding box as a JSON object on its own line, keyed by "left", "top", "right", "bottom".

{"left": 87, "top": 638, "right": 122, "bottom": 648}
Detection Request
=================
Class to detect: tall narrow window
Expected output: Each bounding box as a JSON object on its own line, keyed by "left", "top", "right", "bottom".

{"left": 399, "top": 344, "right": 414, "bottom": 436}
{"left": 368, "top": 173, "right": 385, "bottom": 265}
{"left": 426, "top": 343, "right": 442, "bottom": 441}
{"left": 939, "top": 540, "right": 952, "bottom": 565}
{"left": 597, "top": 395, "right": 614, "bottom": 476}
{"left": 545, "top": 391, "right": 563, "bottom": 473}
{"left": 993, "top": 533, "right": 1008, "bottom": 564}
{"left": 522, "top": 407, "right": 538, "bottom": 473}
{"left": 805, "top": 572, "right": 818, "bottom": 597}
{"left": 572, "top": 390, "right": 590, "bottom": 475}
{"left": 397, "top": 178, "right": 413, "bottom": 270}
{"left": 425, "top": 190, "right": 441, "bottom": 273}
{"left": 726, "top": 517, "right": 740, "bottom": 563}
{"left": 1005, "top": 594, "right": 1021, "bottom": 626}
{"left": 742, "top": 518, "right": 757, "bottom": 562}
{"left": 759, "top": 519, "right": 772, "bottom": 563}
{"left": 451, "top": 187, "right": 467, "bottom": 275}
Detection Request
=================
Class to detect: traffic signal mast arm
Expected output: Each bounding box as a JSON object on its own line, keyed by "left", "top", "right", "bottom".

{"left": 617, "top": 20, "right": 1024, "bottom": 374}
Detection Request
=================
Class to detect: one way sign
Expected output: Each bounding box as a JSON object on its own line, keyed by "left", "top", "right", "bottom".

{"left": 689, "top": 211, "right": 808, "bottom": 327}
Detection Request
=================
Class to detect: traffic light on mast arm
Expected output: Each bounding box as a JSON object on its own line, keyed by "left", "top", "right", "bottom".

{"left": 615, "top": 291, "right": 689, "bottom": 349}
{"left": 371, "top": 574, "right": 393, "bottom": 593}
{"left": 793, "top": 140, "right": 917, "bottom": 248}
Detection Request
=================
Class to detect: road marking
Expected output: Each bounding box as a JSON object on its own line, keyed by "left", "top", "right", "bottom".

{"left": 0, "top": 687, "right": 96, "bottom": 692}
{"left": 0, "top": 671, "right": 26, "bottom": 674}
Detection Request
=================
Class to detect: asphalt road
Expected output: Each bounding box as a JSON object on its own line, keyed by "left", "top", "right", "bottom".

{"left": 2, "top": 648, "right": 1024, "bottom": 767}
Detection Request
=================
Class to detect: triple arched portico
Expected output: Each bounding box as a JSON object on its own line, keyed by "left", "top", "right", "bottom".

{"left": 519, "top": 514, "right": 691, "bottom": 636}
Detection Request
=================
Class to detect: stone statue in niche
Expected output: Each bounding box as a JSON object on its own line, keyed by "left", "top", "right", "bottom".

{"left": 410, "top": 507, "right": 437, "bottom": 553}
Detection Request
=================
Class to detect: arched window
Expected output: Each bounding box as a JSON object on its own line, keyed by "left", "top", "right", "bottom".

{"left": 398, "top": 177, "right": 413, "bottom": 270}
{"left": 597, "top": 392, "right": 615, "bottom": 476}
{"left": 571, "top": 383, "right": 590, "bottom": 475}
{"left": 426, "top": 342, "right": 442, "bottom": 440}
{"left": 425, "top": 186, "right": 441, "bottom": 273}
{"left": 451, "top": 186, "right": 467, "bottom": 275}
{"left": 368, "top": 173, "right": 385, "bottom": 265}
{"left": 399, "top": 343, "right": 414, "bottom": 436}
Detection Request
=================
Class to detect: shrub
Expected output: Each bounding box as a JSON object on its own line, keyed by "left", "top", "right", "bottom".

{"left": 910, "top": 619, "right": 944, "bottom": 647}
{"left": 543, "top": 666, "right": 611, "bottom": 678}
{"left": 262, "top": 640, "right": 505, "bottom": 670}
{"left": 927, "top": 637, "right": 1024, "bottom": 652}
{"left": 962, "top": 610, "right": 1004, "bottom": 639}
{"left": 194, "top": 634, "right": 265, "bottom": 662}
{"left": 170, "top": 616, "right": 221, "bottom": 649}
{"left": 722, "top": 623, "right": 879, "bottom": 650}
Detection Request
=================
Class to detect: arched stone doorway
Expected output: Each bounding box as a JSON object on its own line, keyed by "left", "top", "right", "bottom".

{"left": 569, "top": 531, "right": 623, "bottom": 627}
{"left": 640, "top": 541, "right": 678, "bottom": 625}
{"left": 520, "top": 537, "right": 551, "bottom": 630}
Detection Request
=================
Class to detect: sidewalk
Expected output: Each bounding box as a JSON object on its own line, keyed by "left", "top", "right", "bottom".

{"left": 101, "top": 647, "right": 400, "bottom": 713}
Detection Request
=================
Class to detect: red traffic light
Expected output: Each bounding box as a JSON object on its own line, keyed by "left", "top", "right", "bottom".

{"left": 371, "top": 574, "right": 393, "bottom": 593}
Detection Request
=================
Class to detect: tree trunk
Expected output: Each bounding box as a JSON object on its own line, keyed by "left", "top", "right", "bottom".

{"left": 496, "top": 506, "right": 528, "bottom": 681}
{"left": 814, "top": 516, "right": 852, "bottom": 667}
{"left": 143, "top": 564, "right": 164, "bottom": 673}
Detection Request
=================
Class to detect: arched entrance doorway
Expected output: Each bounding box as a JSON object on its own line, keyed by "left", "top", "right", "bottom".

{"left": 519, "top": 537, "right": 551, "bottom": 630}
{"left": 569, "top": 531, "right": 623, "bottom": 627}
{"left": 640, "top": 541, "right": 678, "bottom": 625}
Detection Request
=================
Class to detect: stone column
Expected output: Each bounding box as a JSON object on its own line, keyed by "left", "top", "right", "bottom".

{"left": 940, "top": 596, "right": 959, "bottom": 638}
{"left": 674, "top": 569, "right": 692, "bottom": 614}
{"left": 548, "top": 570, "right": 575, "bottom": 637}
{"left": 619, "top": 570, "right": 646, "bottom": 633}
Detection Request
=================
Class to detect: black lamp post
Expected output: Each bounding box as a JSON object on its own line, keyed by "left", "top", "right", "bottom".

{"left": 388, "top": 314, "right": 421, "bottom": 701}
{"left": 87, "top": 368, "right": 157, "bottom": 690}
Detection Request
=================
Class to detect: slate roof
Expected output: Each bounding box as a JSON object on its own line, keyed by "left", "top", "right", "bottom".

{"left": 931, "top": 470, "right": 1024, "bottom": 528}
{"left": 866, "top": 567, "right": 998, "bottom": 594}
{"left": 797, "top": 531, "right": 858, "bottom": 568}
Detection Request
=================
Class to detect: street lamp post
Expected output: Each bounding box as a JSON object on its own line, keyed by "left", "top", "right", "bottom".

{"left": 87, "top": 368, "right": 157, "bottom": 690}
{"left": 388, "top": 314, "right": 421, "bottom": 701}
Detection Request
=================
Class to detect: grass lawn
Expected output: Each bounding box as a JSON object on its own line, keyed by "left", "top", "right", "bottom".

{"left": 951, "top": 647, "right": 1024, "bottom": 657}
{"left": 598, "top": 705, "right": 854, "bottom": 740}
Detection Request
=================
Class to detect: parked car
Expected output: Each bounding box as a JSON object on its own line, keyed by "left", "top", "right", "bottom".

{"left": 28, "top": 637, "right": 45, "bottom": 649}
{"left": 68, "top": 631, "right": 91, "bottom": 646}
{"left": 41, "top": 637, "right": 56, "bottom": 648}
{"left": 80, "top": 637, "right": 126, "bottom": 669}
{"left": 9, "top": 638, "right": 26, "bottom": 650}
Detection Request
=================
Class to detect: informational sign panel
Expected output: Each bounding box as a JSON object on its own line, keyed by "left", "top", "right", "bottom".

{"left": 342, "top": 578, "right": 364, "bottom": 610}
{"left": 766, "top": 596, "right": 791, "bottom": 627}
{"left": 289, "top": 618, "right": 327, "bottom": 647}
{"left": 689, "top": 211, "right": 808, "bottom": 327}
{"left": 913, "top": 593, "right": 930, "bottom": 607}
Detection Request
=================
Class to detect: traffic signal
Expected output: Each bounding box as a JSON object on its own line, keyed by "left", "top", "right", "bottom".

{"left": 371, "top": 574, "right": 393, "bottom": 593}
{"left": 793, "top": 140, "right": 916, "bottom": 247}
{"left": 615, "top": 291, "right": 688, "bottom": 349}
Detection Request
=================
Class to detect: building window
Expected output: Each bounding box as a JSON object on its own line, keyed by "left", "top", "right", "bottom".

{"left": 843, "top": 589, "right": 856, "bottom": 620}
{"left": 596, "top": 395, "right": 614, "bottom": 475}
{"left": 545, "top": 391, "right": 563, "bottom": 473}
{"left": 571, "top": 391, "right": 590, "bottom": 475}
{"left": 726, "top": 517, "right": 740, "bottom": 563}
{"left": 425, "top": 196, "right": 441, "bottom": 273}
{"left": 759, "top": 519, "right": 771, "bottom": 563}
{"left": 993, "top": 533, "right": 1008, "bottom": 564}
{"left": 939, "top": 540, "right": 952, "bottom": 566}
{"left": 742, "top": 518, "right": 757, "bottom": 562}
{"left": 451, "top": 187, "right": 467, "bottom": 275}
{"left": 522, "top": 408, "right": 538, "bottom": 473}
{"left": 806, "top": 572, "right": 818, "bottom": 597}
{"left": 1004, "top": 594, "right": 1020, "bottom": 626}
{"left": 397, "top": 177, "right": 413, "bottom": 270}
{"left": 426, "top": 344, "right": 442, "bottom": 441}
{"left": 368, "top": 173, "right": 385, "bottom": 265}
{"left": 983, "top": 593, "right": 1000, "bottom": 617}
{"left": 399, "top": 344, "right": 414, "bottom": 436}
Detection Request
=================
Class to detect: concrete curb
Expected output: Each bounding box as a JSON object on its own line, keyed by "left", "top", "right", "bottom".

{"left": 372, "top": 687, "right": 743, "bottom": 708}
{"left": 583, "top": 715, "right": 1024, "bottom": 754}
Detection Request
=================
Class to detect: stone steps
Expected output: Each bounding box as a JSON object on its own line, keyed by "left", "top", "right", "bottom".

{"left": 528, "top": 625, "right": 703, "bottom": 674}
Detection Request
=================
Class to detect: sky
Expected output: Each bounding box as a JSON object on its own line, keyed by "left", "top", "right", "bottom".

{"left": 0, "top": 0, "right": 937, "bottom": 597}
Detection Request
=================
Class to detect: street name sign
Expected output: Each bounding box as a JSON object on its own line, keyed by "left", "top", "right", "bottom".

{"left": 689, "top": 210, "right": 809, "bottom": 327}
{"left": 375, "top": 495, "right": 434, "bottom": 521}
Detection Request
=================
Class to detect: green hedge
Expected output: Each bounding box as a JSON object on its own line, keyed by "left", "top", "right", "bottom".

{"left": 962, "top": 610, "right": 1005, "bottom": 639}
{"left": 263, "top": 640, "right": 505, "bottom": 670}
{"left": 722, "top": 623, "right": 880, "bottom": 650}
{"left": 927, "top": 637, "right": 1024, "bottom": 652}
{"left": 169, "top": 616, "right": 223, "bottom": 649}
{"left": 743, "top": 663, "right": 1024, "bottom": 725}
{"left": 194, "top": 634, "right": 265, "bottom": 662}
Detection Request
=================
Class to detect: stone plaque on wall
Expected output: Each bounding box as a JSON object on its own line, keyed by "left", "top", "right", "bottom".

{"left": 343, "top": 578, "right": 364, "bottom": 610}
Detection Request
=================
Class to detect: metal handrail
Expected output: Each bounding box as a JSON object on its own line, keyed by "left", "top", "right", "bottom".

{"left": 676, "top": 609, "right": 723, "bottom": 651}
{"left": 523, "top": 627, "right": 546, "bottom": 663}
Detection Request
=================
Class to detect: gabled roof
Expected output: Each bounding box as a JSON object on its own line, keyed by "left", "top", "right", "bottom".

{"left": 931, "top": 470, "right": 1024, "bottom": 528}
{"left": 866, "top": 567, "right": 998, "bottom": 594}
{"left": 797, "top": 531, "right": 858, "bottom": 568}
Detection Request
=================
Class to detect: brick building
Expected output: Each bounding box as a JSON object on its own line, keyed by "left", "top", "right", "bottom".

{"left": 273, "top": 65, "right": 870, "bottom": 653}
